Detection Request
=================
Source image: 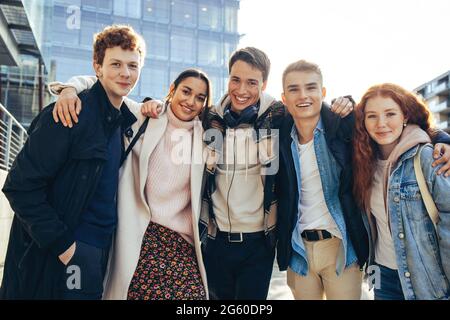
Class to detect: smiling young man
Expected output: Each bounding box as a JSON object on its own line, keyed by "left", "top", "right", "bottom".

{"left": 0, "top": 25, "right": 144, "bottom": 299}
{"left": 276, "top": 60, "right": 450, "bottom": 300}
{"left": 198, "top": 47, "right": 285, "bottom": 300}
{"left": 276, "top": 60, "right": 368, "bottom": 300}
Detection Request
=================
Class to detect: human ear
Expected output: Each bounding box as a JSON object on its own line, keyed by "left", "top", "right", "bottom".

{"left": 93, "top": 62, "right": 103, "bottom": 78}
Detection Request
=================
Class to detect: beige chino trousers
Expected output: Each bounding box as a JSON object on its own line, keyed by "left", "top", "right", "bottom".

{"left": 287, "top": 236, "right": 362, "bottom": 300}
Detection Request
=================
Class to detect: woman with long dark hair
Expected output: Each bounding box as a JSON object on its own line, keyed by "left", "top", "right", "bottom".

{"left": 109, "top": 69, "right": 212, "bottom": 300}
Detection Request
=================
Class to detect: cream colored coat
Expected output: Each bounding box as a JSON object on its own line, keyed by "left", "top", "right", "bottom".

{"left": 102, "top": 109, "right": 208, "bottom": 300}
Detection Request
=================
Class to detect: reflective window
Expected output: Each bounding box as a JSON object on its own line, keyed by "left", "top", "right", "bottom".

{"left": 142, "top": 27, "right": 169, "bottom": 60}
{"left": 81, "top": 0, "right": 112, "bottom": 12}
{"left": 113, "top": 0, "right": 141, "bottom": 18}
{"left": 199, "top": 70, "right": 223, "bottom": 105}
{"left": 54, "top": 55, "right": 92, "bottom": 83}
{"left": 170, "top": 68, "right": 185, "bottom": 86}
{"left": 198, "top": 39, "right": 221, "bottom": 66}
{"left": 224, "top": 42, "right": 235, "bottom": 64}
{"left": 143, "top": 0, "right": 170, "bottom": 23}
{"left": 172, "top": 0, "right": 196, "bottom": 27}
{"left": 198, "top": 2, "right": 221, "bottom": 31}
{"left": 171, "top": 30, "right": 196, "bottom": 63}
{"left": 54, "top": 0, "right": 81, "bottom": 6}
{"left": 80, "top": 20, "right": 101, "bottom": 47}
{"left": 140, "top": 65, "right": 168, "bottom": 100}
{"left": 52, "top": 14, "right": 79, "bottom": 45}
{"left": 224, "top": 6, "right": 237, "bottom": 33}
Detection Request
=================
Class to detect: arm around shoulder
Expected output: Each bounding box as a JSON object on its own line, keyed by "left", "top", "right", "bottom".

{"left": 419, "top": 144, "right": 450, "bottom": 280}
{"left": 48, "top": 75, "right": 97, "bottom": 96}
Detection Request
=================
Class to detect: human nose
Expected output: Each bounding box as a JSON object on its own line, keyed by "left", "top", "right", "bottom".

{"left": 120, "top": 66, "right": 131, "bottom": 78}
{"left": 186, "top": 94, "right": 195, "bottom": 106}
{"left": 298, "top": 88, "right": 307, "bottom": 99}
{"left": 237, "top": 82, "right": 248, "bottom": 94}
{"left": 376, "top": 115, "right": 387, "bottom": 127}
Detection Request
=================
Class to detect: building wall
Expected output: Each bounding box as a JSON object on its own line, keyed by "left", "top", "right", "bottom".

{"left": 49, "top": 0, "right": 241, "bottom": 104}
{"left": 415, "top": 71, "right": 450, "bottom": 132}
{"left": 0, "top": 0, "right": 52, "bottom": 127}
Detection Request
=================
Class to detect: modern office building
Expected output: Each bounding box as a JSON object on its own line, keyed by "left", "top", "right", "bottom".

{"left": 0, "top": 0, "right": 50, "bottom": 127}
{"left": 415, "top": 70, "right": 450, "bottom": 133}
{"left": 1, "top": 0, "right": 241, "bottom": 127}
{"left": 49, "top": 0, "right": 241, "bottom": 104}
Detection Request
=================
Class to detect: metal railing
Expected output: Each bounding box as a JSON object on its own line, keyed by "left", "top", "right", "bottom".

{"left": 0, "top": 103, "right": 28, "bottom": 171}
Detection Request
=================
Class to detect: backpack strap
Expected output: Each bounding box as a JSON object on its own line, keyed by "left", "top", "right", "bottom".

{"left": 120, "top": 117, "right": 149, "bottom": 166}
{"left": 414, "top": 144, "right": 439, "bottom": 229}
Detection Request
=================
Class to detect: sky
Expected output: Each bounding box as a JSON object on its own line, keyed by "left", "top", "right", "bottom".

{"left": 238, "top": 0, "right": 450, "bottom": 103}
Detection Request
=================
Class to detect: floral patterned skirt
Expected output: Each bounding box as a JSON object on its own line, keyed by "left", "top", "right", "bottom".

{"left": 127, "top": 221, "right": 206, "bottom": 300}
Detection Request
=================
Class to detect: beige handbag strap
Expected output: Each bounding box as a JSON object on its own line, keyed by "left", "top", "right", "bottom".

{"left": 414, "top": 144, "right": 439, "bottom": 229}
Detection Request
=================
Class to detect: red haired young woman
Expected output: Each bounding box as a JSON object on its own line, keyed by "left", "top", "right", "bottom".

{"left": 353, "top": 83, "right": 450, "bottom": 300}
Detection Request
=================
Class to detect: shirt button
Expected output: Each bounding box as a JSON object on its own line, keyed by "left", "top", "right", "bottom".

{"left": 125, "top": 128, "right": 133, "bottom": 138}
{"left": 107, "top": 116, "right": 112, "bottom": 122}
{"left": 394, "top": 196, "right": 400, "bottom": 203}
{"left": 404, "top": 271, "right": 411, "bottom": 278}
{"left": 398, "top": 233, "right": 405, "bottom": 239}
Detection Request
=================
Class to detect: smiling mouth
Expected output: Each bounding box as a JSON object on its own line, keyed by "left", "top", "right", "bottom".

{"left": 234, "top": 96, "right": 250, "bottom": 104}
{"left": 181, "top": 105, "right": 194, "bottom": 113}
{"left": 295, "top": 103, "right": 312, "bottom": 108}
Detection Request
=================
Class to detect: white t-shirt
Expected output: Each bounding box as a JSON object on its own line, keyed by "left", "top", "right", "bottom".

{"left": 297, "top": 139, "right": 341, "bottom": 239}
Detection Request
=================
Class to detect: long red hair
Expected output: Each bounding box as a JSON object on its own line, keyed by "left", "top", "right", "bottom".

{"left": 353, "top": 83, "right": 436, "bottom": 211}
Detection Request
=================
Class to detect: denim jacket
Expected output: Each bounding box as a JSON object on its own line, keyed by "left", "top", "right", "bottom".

{"left": 364, "top": 144, "right": 450, "bottom": 300}
{"left": 289, "top": 118, "right": 358, "bottom": 276}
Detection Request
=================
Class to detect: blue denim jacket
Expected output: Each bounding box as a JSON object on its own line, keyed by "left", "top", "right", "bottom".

{"left": 364, "top": 144, "right": 450, "bottom": 300}
{"left": 289, "top": 119, "right": 358, "bottom": 276}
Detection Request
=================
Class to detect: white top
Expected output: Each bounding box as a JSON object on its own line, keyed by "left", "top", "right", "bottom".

{"left": 297, "top": 139, "right": 341, "bottom": 238}
{"left": 371, "top": 159, "right": 398, "bottom": 270}
{"left": 212, "top": 127, "right": 265, "bottom": 233}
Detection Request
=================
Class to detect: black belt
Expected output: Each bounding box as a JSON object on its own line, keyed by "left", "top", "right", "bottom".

{"left": 216, "top": 231, "right": 265, "bottom": 243}
{"left": 301, "top": 230, "right": 333, "bottom": 241}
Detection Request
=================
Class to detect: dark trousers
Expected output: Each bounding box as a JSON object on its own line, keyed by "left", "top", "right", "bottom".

{"left": 60, "top": 241, "right": 109, "bottom": 300}
{"left": 203, "top": 232, "right": 275, "bottom": 300}
{"left": 374, "top": 263, "right": 405, "bottom": 300}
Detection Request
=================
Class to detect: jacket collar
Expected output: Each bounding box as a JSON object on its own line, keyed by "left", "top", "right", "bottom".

{"left": 120, "top": 102, "right": 138, "bottom": 133}
{"left": 397, "top": 144, "right": 420, "bottom": 163}
{"left": 280, "top": 102, "right": 331, "bottom": 145}
{"left": 88, "top": 81, "right": 137, "bottom": 134}
{"left": 290, "top": 118, "right": 324, "bottom": 144}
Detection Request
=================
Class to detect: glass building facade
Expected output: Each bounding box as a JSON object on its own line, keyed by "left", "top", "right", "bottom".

{"left": 1, "top": 0, "right": 240, "bottom": 126}
{"left": 49, "top": 0, "right": 240, "bottom": 104}
{"left": 0, "top": 0, "right": 52, "bottom": 127}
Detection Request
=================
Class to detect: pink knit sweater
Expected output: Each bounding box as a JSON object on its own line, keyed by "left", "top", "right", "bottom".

{"left": 144, "top": 105, "right": 195, "bottom": 245}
